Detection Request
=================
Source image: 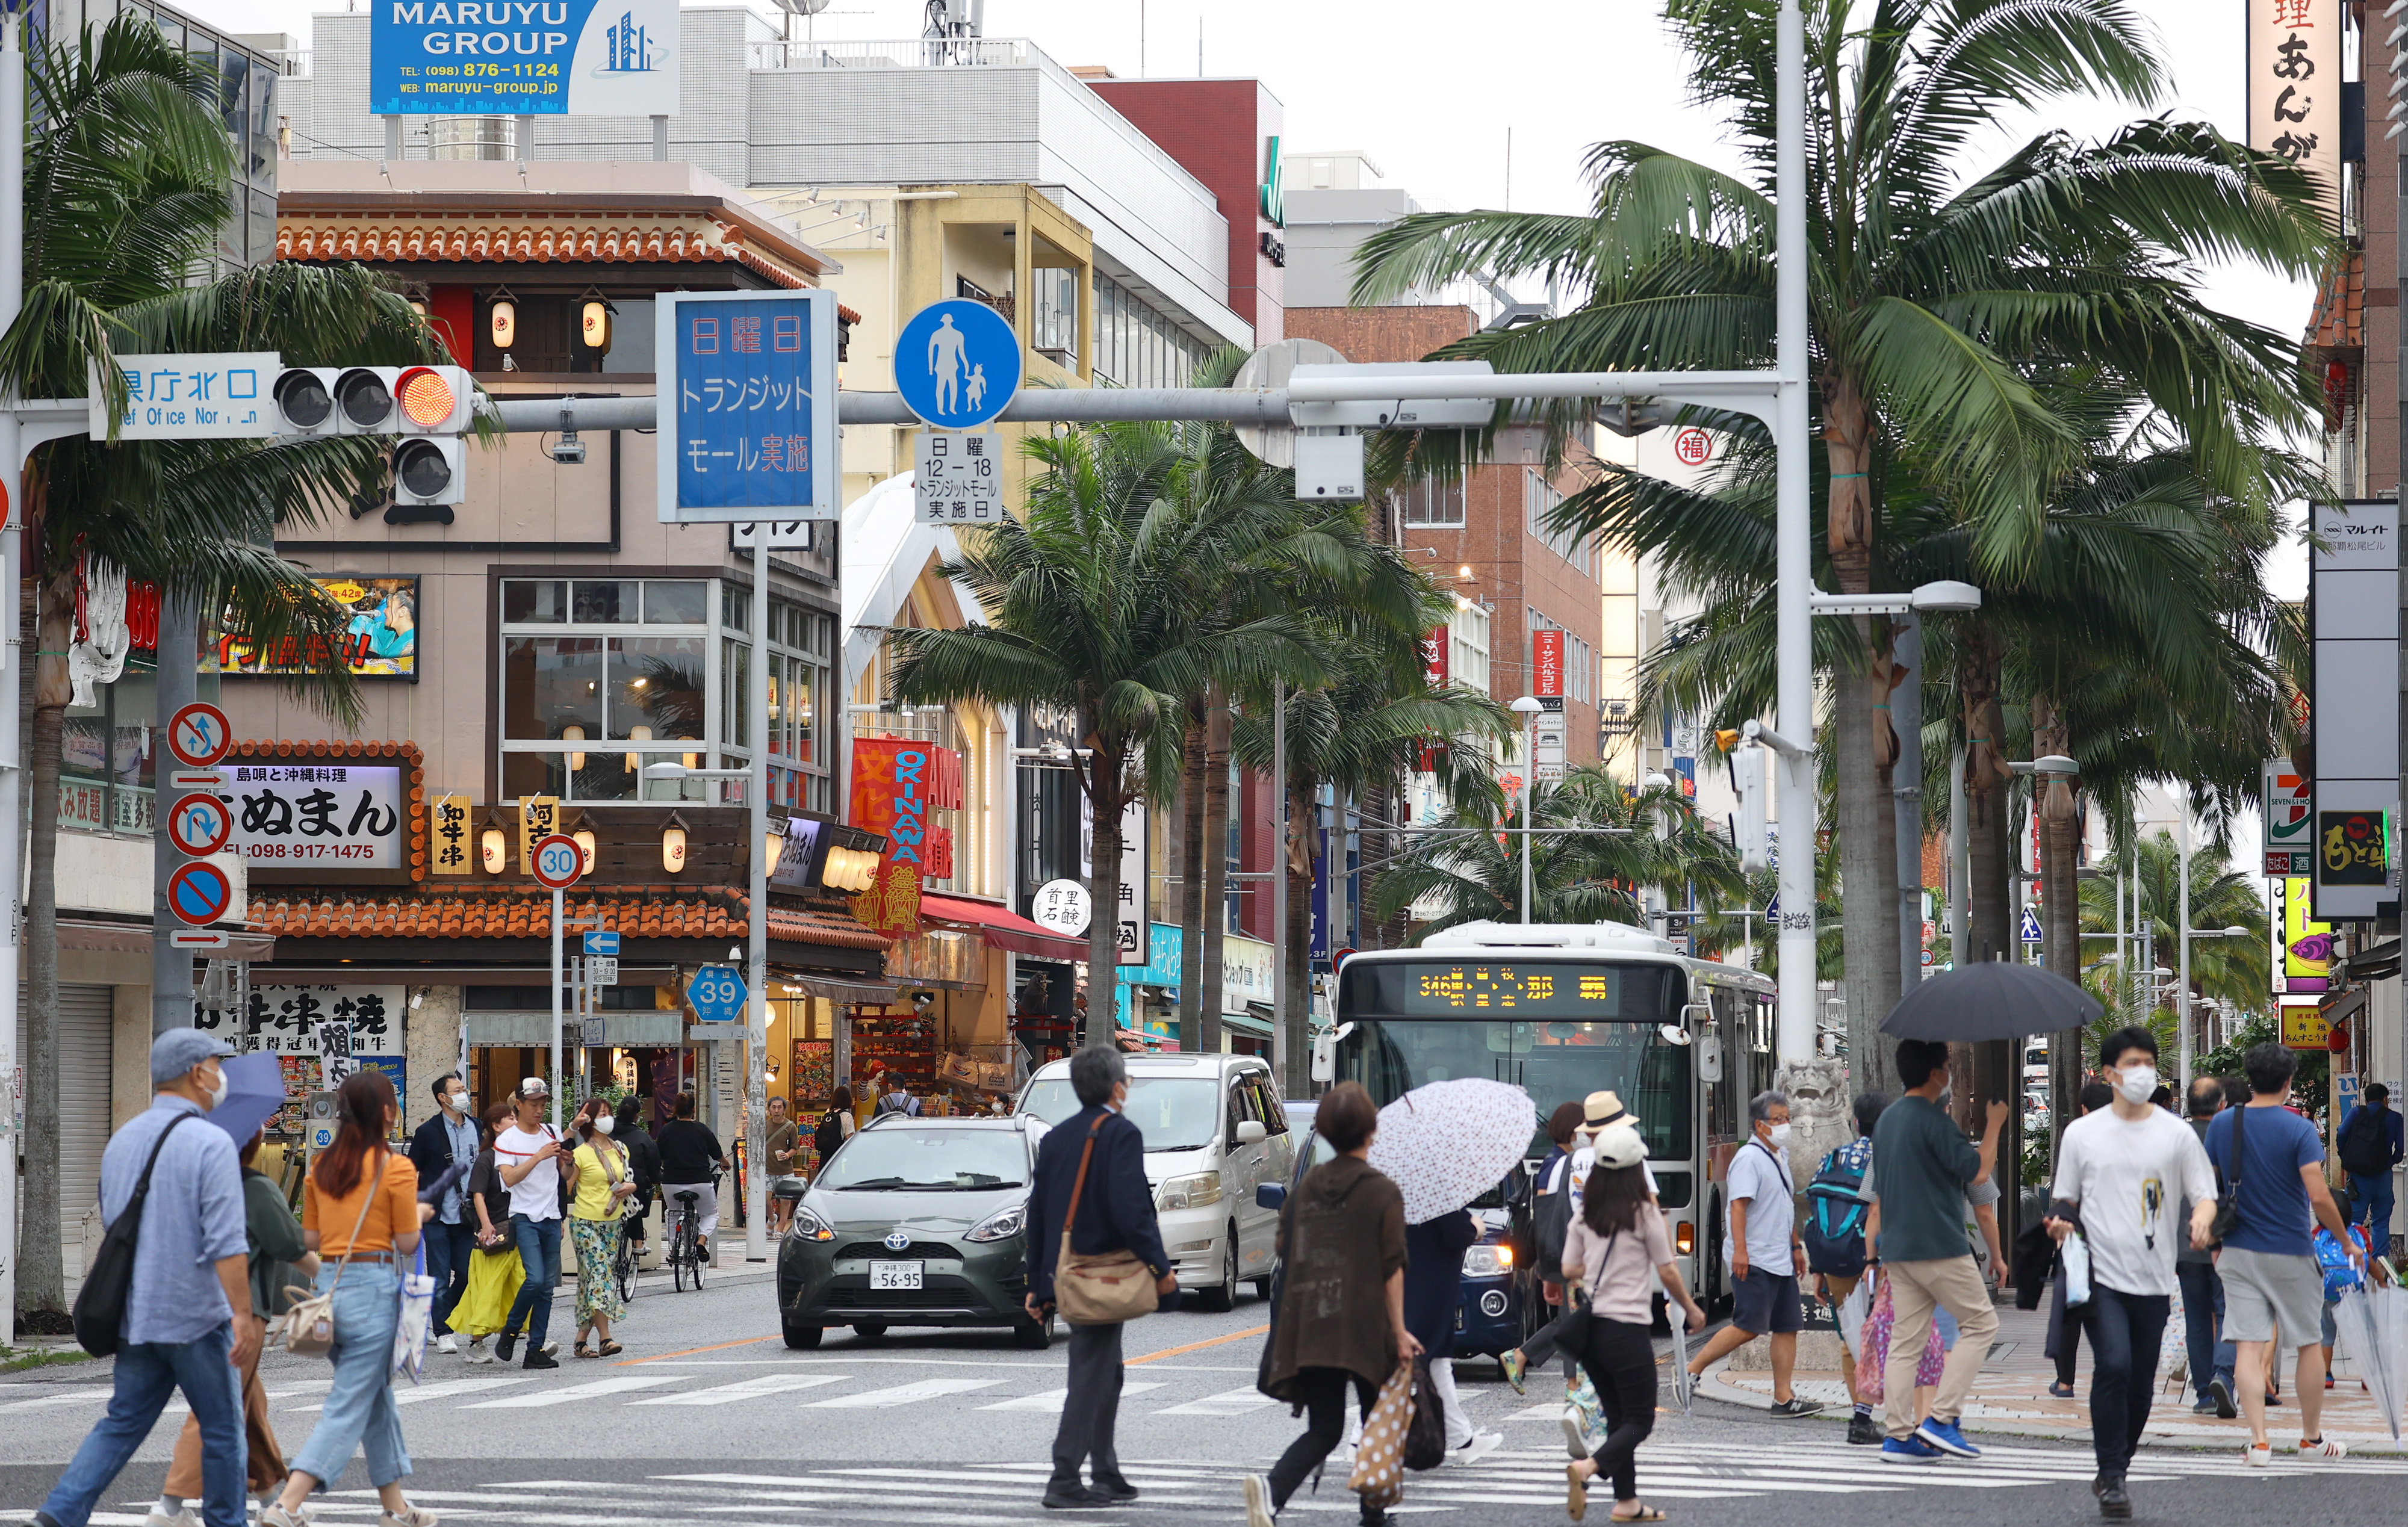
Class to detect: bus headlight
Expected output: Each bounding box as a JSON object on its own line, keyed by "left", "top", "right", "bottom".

{"left": 1675, "top": 1220, "right": 1695, "bottom": 1255}
{"left": 1462, "top": 1245, "right": 1513, "bottom": 1278}
{"left": 1156, "top": 1172, "right": 1222, "bottom": 1211}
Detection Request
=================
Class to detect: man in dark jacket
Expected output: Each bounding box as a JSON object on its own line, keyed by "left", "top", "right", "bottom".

{"left": 407, "top": 1071, "right": 480, "bottom": 1353}
{"left": 1025, "top": 1045, "right": 1175, "bottom": 1510}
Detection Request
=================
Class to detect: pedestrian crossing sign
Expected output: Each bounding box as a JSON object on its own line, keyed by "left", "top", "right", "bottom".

{"left": 2019, "top": 907, "right": 2043, "bottom": 944}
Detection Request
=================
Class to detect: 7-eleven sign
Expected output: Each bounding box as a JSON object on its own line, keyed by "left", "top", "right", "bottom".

{"left": 2264, "top": 758, "right": 2312, "bottom": 851}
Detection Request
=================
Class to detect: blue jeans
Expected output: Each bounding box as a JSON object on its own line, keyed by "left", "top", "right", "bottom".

{"left": 2079, "top": 1285, "right": 2170, "bottom": 1479}
{"left": 41, "top": 1321, "right": 243, "bottom": 1527}
{"left": 2351, "top": 1172, "right": 2395, "bottom": 1247}
{"left": 425, "top": 1218, "right": 476, "bottom": 1336}
{"left": 288, "top": 1263, "right": 411, "bottom": 1491}
{"left": 2176, "top": 1260, "right": 2230, "bottom": 1403}
{"left": 505, "top": 1214, "right": 562, "bottom": 1351}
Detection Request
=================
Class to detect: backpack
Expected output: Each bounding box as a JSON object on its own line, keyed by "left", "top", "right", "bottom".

{"left": 2341, "top": 1107, "right": 2392, "bottom": 1178}
{"left": 1533, "top": 1153, "right": 1575, "bottom": 1283}
{"left": 876, "top": 1089, "right": 922, "bottom": 1117}
{"left": 1800, "top": 1138, "right": 1874, "bottom": 1278}
{"left": 813, "top": 1109, "right": 848, "bottom": 1166}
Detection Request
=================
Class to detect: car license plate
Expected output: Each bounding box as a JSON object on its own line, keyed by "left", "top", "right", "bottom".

{"left": 870, "top": 1261, "right": 923, "bottom": 1290}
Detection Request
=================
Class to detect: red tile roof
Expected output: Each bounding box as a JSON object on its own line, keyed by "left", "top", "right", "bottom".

{"left": 2307, "top": 247, "right": 2363, "bottom": 352}
{"left": 245, "top": 885, "right": 887, "bottom": 950}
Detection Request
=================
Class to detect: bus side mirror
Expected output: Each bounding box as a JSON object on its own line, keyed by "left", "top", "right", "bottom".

{"left": 1698, "top": 1032, "right": 1725, "bottom": 1084}
{"left": 1309, "top": 1022, "right": 1353, "bottom": 1085}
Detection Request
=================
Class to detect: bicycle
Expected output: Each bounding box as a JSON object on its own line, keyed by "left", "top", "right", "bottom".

{"left": 669, "top": 1188, "right": 708, "bottom": 1293}
{"left": 613, "top": 1201, "right": 642, "bottom": 1306}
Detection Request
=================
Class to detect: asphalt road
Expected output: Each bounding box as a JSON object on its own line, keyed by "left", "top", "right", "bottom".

{"left": 4, "top": 1260, "right": 2404, "bottom": 1526}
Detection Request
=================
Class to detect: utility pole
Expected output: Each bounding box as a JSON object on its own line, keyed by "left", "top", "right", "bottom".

{"left": 0, "top": 1, "right": 20, "bottom": 1326}
{"left": 1772, "top": 0, "right": 1815, "bottom": 1067}
{"left": 745, "top": 562, "right": 770, "bottom": 1263}
{"left": 1271, "top": 682, "right": 1288, "bottom": 1089}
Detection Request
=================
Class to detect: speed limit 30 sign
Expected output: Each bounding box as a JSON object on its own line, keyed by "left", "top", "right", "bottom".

{"left": 530, "top": 832, "right": 584, "bottom": 891}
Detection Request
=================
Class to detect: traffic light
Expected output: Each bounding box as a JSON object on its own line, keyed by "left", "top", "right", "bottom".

{"left": 273, "top": 365, "right": 471, "bottom": 510}
{"left": 1733, "top": 745, "right": 1769, "bottom": 873}
{"left": 391, "top": 436, "right": 465, "bottom": 508}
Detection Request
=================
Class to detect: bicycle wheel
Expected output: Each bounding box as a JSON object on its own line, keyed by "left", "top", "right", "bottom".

{"left": 615, "top": 1227, "right": 638, "bottom": 1304}
{"left": 692, "top": 1229, "right": 707, "bottom": 1290}
{"left": 673, "top": 1216, "right": 692, "bottom": 1292}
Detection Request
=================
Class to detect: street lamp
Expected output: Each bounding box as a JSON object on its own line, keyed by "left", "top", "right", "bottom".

{"left": 1805, "top": 580, "right": 1984, "bottom": 616}
{"left": 1510, "top": 696, "right": 1545, "bottom": 925}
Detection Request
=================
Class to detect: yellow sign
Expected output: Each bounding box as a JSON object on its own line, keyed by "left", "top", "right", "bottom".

{"left": 2282, "top": 877, "right": 2333, "bottom": 989}
{"left": 430, "top": 794, "right": 472, "bottom": 876}
{"left": 518, "top": 796, "right": 559, "bottom": 873}
{"left": 2281, "top": 1000, "right": 2331, "bottom": 1052}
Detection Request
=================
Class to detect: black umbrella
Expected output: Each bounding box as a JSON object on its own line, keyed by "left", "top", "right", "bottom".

{"left": 1879, "top": 960, "right": 2103, "bottom": 1042}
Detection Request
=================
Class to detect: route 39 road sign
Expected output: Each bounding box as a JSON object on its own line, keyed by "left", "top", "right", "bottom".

{"left": 687, "top": 964, "right": 748, "bottom": 1023}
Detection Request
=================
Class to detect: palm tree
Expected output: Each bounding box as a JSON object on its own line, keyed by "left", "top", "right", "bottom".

{"left": 2079, "top": 831, "right": 2270, "bottom": 1027}
{"left": 1350, "top": 0, "right": 2325, "bottom": 1076}
{"left": 1, "top": 16, "right": 459, "bottom": 1321}
{"left": 885, "top": 421, "right": 1326, "bottom": 1047}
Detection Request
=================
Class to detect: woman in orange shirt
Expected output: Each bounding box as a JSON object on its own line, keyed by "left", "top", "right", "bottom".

{"left": 262, "top": 1071, "right": 441, "bottom": 1527}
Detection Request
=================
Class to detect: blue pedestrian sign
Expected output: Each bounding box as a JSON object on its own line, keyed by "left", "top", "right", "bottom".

{"left": 583, "top": 930, "right": 620, "bottom": 957}
{"left": 2019, "top": 906, "right": 2043, "bottom": 944}
{"left": 687, "top": 964, "right": 748, "bottom": 1023}
{"left": 657, "top": 290, "right": 840, "bottom": 524}
{"left": 895, "top": 299, "right": 1021, "bottom": 430}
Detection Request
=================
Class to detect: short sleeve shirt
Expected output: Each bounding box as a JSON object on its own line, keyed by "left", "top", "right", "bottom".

{"left": 305, "top": 1153, "right": 421, "bottom": 1256}
{"left": 2203, "top": 1104, "right": 2324, "bottom": 1256}
{"left": 1724, "top": 1139, "right": 1796, "bottom": 1269}
{"left": 494, "top": 1124, "right": 565, "bottom": 1221}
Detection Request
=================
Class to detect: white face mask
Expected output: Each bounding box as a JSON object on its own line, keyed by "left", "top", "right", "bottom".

{"left": 202, "top": 1066, "right": 229, "bottom": 1111}
{"left": 447, "top": 1092, "right": 470, "bottom": 1113}
{"left": 594, "top": 1115, "right": 615, "bottom": 1137}
{"left": 2117, "top": 1065, "right": 2158, "bottom": 1106}
{"left": 1936, "top": 1085, "right": 1953, "bottom": 1110}
{"left": 1766, "top": 1122, "right": 1792, "bottom": 1147}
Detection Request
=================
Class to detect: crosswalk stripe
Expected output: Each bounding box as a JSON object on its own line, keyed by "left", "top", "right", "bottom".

{"left": 1152, "top": 1384, "right": 1276, "bottom": 1416}
{"left": 0, "top": 1390, "right": 113, "bottom": 1413}
{"left": 632, "top": 1375, "right": 854, "bottom": 1406}
{"left": 981, "top": 1382, "right": 1168, "bottom": 1411}
{"left": 803, "top": 1378, "right": 1004, "bottom": 1407}
{"left": 466, "top": 1376, "right": 675, "bottom": 1408}
{"left": 287, "top": 1376, "right": 534, "bottom": 1413}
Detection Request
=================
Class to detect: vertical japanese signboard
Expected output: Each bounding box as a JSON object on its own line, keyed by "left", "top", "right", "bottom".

{"left": 1118, "top": 797, "right": 1148, "bottom": 968}
{"left": 2279, "top": 877, "right": 2333, "bottom": 994}
{"left": 2248, "top": 0, "right": 2340, "bottom": 228}
{"left": 430, "top": 794, "right": 472, "bottom": 875}
{"left": 847, "top": 738, "right": 958, "bottom": 938}
{"left": 1532, "top": 629, "right": 1565, "bottom": 698}
{"left": 2310, "top": 500, "right": 2399, "bottom": 919}
{"left": 658, "top": 290, "right": 841, "bottom": 524}
{"left": 518, "top": 795, "right": 560, "bottom": 874}
{"left": 2264, "top": 758, "right": 2313, "bottom": 878}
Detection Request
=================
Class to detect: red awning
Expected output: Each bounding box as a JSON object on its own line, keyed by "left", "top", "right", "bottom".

{"left": 919, "top": 893, "right": 1088, "bottom": 959}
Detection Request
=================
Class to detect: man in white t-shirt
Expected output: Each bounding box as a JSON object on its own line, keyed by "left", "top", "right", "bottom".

{"left": 492, "top": 1076, "right": 577, "bottom": 1371}
{"left": 2047, "top": 1027, "right": 2217, "bottom": 1520}
{"left": 1686, "top": 1090, "right": 1820, "bottom": 1417}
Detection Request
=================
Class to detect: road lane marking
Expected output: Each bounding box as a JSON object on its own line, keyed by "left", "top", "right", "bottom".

{"left": 616, "top": 1333, "right": 784, "bottom": 1365}
{"left": 1152, "top": 1383, "right": 1277, "bottom": 1416}
{"left": 1128, "top": 1325, "right": 1270, "bottom": 1365}
{"left": 633, "top": 1375, "right": 854, "bottom": 1405}
{"left": 979, "top": 1381, "right": 1167, "bottom": 1411}
{"left": 465, "top": 1376, "right": 676, "bottom": 1408}
{"left": 803, "top": 1378, "right": 1005, "bottom": 1407}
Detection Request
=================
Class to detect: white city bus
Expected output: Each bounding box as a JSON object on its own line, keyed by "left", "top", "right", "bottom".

{"left": 1325, "top": 918, "right": 1777, "bottom": 1322}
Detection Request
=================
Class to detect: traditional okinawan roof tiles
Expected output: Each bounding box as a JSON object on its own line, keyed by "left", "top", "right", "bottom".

{"left": 2306, "top": 247, "right": 2363, "bottom": 352}
{"left": 243, "top": 885, "right": 887, "bottom": 950}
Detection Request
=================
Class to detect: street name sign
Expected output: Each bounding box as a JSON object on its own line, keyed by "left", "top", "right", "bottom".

{"left": 90, "top": 353, "right": 278, "bottom": 440}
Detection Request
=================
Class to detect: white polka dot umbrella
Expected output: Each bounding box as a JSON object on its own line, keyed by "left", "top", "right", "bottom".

{"left": 1364, "top": 1077, "right": 1538, "bottom": 1224}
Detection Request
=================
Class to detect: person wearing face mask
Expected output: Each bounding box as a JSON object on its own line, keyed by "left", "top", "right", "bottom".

{"left": 565, "top": 1098, "right": 635, "bottom": 1357}
{"left": 2044, "top": 1027, "right": 2218, "bottom": 1517}
{"left": 32, "top": 1031, "right": 255, "bottom": 1527}
{"left": 407, "top": 1072, "right": 481, "bottom": 1357}
{"left": 1683, "top": 1091, "right": 1821, "bottom": 1417}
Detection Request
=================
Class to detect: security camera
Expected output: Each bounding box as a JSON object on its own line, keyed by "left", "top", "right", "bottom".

{"left": 549, "top": 429, "right": 586, "bottom": 466}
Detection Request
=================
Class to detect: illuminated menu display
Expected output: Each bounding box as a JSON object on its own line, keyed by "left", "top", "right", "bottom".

{"left": 1344, "top": 961, "right": 1651, "bottom": 1019}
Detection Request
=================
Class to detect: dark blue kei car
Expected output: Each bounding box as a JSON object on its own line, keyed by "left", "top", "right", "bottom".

{"left": 1259, "top": 1106, "right": 1528, "bottom": 1369}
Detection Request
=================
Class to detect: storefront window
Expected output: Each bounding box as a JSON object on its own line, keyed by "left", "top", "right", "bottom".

{"left": 62, "top": 667, "right": 159, "bottom": 835}
{"left": 498, "top": 578, "right": 716, "bottom": 802}
{"left": 720, "top": 589, "right": 833, "bottom": 815}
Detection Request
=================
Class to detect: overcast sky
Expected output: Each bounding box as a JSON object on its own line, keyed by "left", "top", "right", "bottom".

{"left": 208, "top": 0, "right": 2312, "bottom": 592}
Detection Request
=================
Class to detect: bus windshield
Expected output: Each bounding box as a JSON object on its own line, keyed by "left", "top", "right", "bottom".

{"left": 1336, "top": 959, "right": 1692, "bottom": 1160}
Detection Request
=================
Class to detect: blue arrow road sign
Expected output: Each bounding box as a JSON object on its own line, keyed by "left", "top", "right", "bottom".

{"left": 895, "top": 299, "right": 1022, "bottom": 430}
{"left": 687, "top": 964, "right": 749, "bottom": 1024}
{"left": 2019, "top": 906, "right": 2043, "bottom": 944}
{"left": 583, "top": 931, "right": 621, "bottom": 958}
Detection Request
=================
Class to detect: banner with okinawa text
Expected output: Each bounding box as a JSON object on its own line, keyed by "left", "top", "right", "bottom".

{"left": 846, "top": 737, "right": 956, "bottom": 939}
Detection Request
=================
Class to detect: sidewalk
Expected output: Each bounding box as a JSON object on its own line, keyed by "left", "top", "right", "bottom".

{"left": 1701, "top": 1303, "right": 2407, "bottom": 1452}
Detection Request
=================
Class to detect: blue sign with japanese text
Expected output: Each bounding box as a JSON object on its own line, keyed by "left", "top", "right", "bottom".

{"left": 895, "top": 299, "right": 1022, "bottom": 430}
{"left": 687, "top": 964, "right": 748, "bottom": 1023}
{"left": 656, "top": 290, "right": 841, "bottom": 524}
{"left": 368, "top": 0, "right": 679, "bottom": 116}
{"left": 89, "top": 352, "right": 278, "bottom": 440}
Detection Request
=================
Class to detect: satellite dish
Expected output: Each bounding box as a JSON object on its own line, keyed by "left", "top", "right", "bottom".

{"left": 1233, "top": 338, "right": 1346, "bottom": 468}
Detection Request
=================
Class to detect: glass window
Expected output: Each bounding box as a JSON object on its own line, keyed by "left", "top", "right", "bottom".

{"left": 642, "top": 580, "right": 707, "bottom": 625}
{"left": 609, "top": 636, "right": 704, "bottom": 740}
{"left": 247, "top": 60, "right": 276, "bottom": 180}
{"left": 573, "top": 580, "right": 638, "bottom": 623}
{"left": 813, "top": 1126, "right": 1028, "bottom": 1190}
{"left": 1401, "top": 478, "right": 1465, "bottom": 527}
{"left": 1337, "top": 1017, "right": 1692, "bottom": 1162}
{"left": 501, "top": 636, "right": 603, "bottom": 740}
{"left": 1020, "top": 1075, "right": 1223, "bottom": 1151}
{"left": 500, "top": 578, "right": 720, "bottom": 802}
{"left": 504, "top": 581, "right": 567, "bottom": 622}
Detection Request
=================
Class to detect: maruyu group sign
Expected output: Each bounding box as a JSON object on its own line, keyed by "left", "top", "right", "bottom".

{"left": 370, "top": 0, "right": 679, "bottom": 116}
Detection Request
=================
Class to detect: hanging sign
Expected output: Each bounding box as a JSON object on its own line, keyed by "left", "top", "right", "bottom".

{"left": 222, "top": 762, "right": 405, "bottom": 870}
{"left": 2247, "top": 0, "right": 2341, "bottom": 229}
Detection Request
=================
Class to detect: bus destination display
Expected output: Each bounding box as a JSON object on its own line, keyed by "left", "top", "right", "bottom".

{"left": 1344, "top": 962, "right": 1642, "bottom": 1018}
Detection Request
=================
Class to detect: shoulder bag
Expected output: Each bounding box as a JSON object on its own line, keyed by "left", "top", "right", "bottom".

{"left": 71, "top": 1113, "right": 194, "bottom": 1357}
{"left": 2209, "top": 1103, "right": 2246, "bottom": 1248}
{"left": 282, "top": 1155, "right": 385, "bottom": 1358}
{"left": 1052, "top": 1115, "right": 1159, "bottom": 1326}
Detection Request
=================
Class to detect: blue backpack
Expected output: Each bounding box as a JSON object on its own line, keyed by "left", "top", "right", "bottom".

{"left": 1800, "top": 1138, "right": 1873, "bottom": 1277}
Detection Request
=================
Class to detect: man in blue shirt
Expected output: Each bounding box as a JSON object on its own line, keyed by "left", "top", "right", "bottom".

{"left": 408, "top": 1070, "right": 481, "bottom": 1354}
{"left": 34, "top": 1030, "right": 253, "bottom": 1527}
{"left": 2335, "top": 1083, "right": 2404, "bottom": 1251}
{"left": 2202, "top": 1042, "right": 2360, "bottom": 1466}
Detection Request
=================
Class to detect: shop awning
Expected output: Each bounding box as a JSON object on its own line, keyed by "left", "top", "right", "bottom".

{"left": 1221, "top": 1008, "right": 1275, "bottom": 1038}
{"left": 919, "top": 894, "right": 1087, "bottom": 959}
{"left": 784, "top": 974, "right": 901, "bottom": 1005}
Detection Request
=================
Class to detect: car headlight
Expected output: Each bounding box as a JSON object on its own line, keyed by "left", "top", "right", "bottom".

{"left": 966, "top": 1201, "right": 1028, "bottom": 1243}
{"left": 1462, "top": 1244, "right": 1513, "bottom": 1278}
{"left": 792, "top": 1204, "right": 836, "bottom": 1242}
{"left": 1156, "top": 1171, "right": 1222, "bottom": 1211}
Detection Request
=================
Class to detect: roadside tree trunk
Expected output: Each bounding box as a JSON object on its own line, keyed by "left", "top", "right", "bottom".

{"left": 1284, "top": 778, "right": 1317, "bottom": 1097}
{"left": 1958, "top": 627, "right": 2014, "bottom": 968}
{"left": 1823, "top": 379, "right": 1898, "bottom": 1088}
{"left": 1082, "top": 725, "right": 1126, "bottom": 1052}
{"left": 2031, "top": 692, "right": 2084, "bottom": 1143}
{"left": 1198, "top": 689, "right": 1232, "bottom": 1055}
{"left": 19, "top": 559, "right": 73, "bottom": 1319}
{"left": 1178, "top": 714, "right": 1206, "bottom": 1053}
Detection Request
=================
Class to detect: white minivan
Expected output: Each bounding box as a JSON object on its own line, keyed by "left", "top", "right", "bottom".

{"left": 1016, "top": 1052, "right": 1294, "bottom": 1310}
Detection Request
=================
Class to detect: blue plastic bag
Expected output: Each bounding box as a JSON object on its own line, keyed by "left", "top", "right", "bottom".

{"left": 2315, "top": 1226, "right": 2369, "bottom": 1301}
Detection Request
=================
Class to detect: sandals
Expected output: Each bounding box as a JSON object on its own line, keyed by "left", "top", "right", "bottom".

{"left": 1565, "top": 1464, "right": 1587, "bottom": 1522}
{"left": 1610, "top": 1510, "right": 1666, "bottom": 1523}
{"left": 572, "top": 1341, "right": 597, "bottom": 1359}
{"left": 597, "top": 1340, "right": 622, "bottom": 1357}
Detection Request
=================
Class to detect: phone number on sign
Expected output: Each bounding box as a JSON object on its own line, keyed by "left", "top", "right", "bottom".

{"left": 240, "top": 843, "right": 385, "bottom": 861}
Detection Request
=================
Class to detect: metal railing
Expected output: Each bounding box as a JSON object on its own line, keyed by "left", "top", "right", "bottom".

{"left": 275, "top": 49, "right": 312, "bottom": 78}
{"left": 748, "top": 36, "right": 1034, "bottom": 71}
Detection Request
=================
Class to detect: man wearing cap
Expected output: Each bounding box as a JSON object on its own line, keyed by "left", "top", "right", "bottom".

{"left": 493, "top": 1076, "right": 577, "bottom": 1370}
{"left": 1683, "top": 1089, "right": 1823, "bottom": 1418}
{"left": 33, "top": 1032, "right": 253, "bottom": 1527}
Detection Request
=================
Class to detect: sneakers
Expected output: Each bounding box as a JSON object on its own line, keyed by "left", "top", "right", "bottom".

{"left": 1089, "top": 1475, "right": 1139, "bottom": 1502}
{"left": 377, "top": 1507, "right": 441, "bottom": 1527}
{"left": 1769, "top": 1396, "right": 1825, "bottom": 1419}
{"left": 1914, "top": 1417, "right": 1981, "bottom": 1459}
{"left": 2191, "top": 1398, "right": 2219, "bottom": 1415}
{"left": 1243, "top": 1473, "right": 1276, "bottom": 1527}
{"left": 1040, "top": 1483, "right": 1107, "bottom": 1511}
{"left": 1562, "top": 1408, "right": 1601, "bottom": 1461}
{"left": 465, "top": 1337, "right": 492, "bottom": 1364}
{"left": 1500, "top": 1349, "right": 1528, "bottom": 1395}
{"left": 540, "top": 1341, "right": 559, "bottom": 1357}
{"left": 2242, "top": 1442, "right": 2271, "bottom": 1468}
{"left": 2207, "top": 1375, "right": 2236, "bottom": 1419}
{"left": 1881, "top": 1437, "right": 1944, "bottom": 1464}
{"left": 2298, "top": 1436, "right": 2348, "bottom": 1460}
{"left": 1846, "top": 1412, "right": 1879, "bottom": 1446}
{"left": 259, "top": 1505, "right": 314, "bottom": 1527}
{"left": 524, "top": 1350, "right": 560, "bottom": 1371}
{"left": 1451, "top": 1431, "right": 1504, "bottom": 1466}
{"left": 143, "top": 1507, "right": 199, "bottom": 1527}
{"left": 494, "top": 1331, "right": 519, "bottom": 1363}
{"left": 2096, "top": 1478, "right": 2131, "bottom": 1519}
{"left": 436, "top": 1333, "right": 458, "bottom": 1355}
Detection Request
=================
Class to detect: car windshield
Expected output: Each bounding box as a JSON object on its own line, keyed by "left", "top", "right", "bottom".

{"left": 814, "top": 1127, "right": 1028, "bottom": 1191}
{"left": 1020, "top": 1076, "right": 1220, "bottom": 1151}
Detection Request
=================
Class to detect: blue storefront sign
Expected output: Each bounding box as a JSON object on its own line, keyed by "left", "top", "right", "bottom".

{"left": 656, "top": 290, "right": 842, "bottom": 523}
{"left": 1115, "top": 922, "right": 1184, "bottom": 1035}
{"left": 369, "top": 0, "right": 680, "bottom": 116}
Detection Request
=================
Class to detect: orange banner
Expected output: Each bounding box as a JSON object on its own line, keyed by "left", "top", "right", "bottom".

{"left": 846, "top": 736, "right": 956, "bottom": 938}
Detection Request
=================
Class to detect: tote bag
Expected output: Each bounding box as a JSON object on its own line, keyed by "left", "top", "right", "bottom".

{"left": 1347, "top": 1360, "right": 1416, "bottom": 1510}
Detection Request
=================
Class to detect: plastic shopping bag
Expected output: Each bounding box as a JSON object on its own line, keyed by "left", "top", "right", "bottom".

{"left": 1852, "top": 1269, "right": 1946, "bottom": 1405}
{"left": 394, "top": 1242, "right": 435, "bottom": 1384}
{"left": 2062, "top": 1231, "right": 2093, "bottom": 1308}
